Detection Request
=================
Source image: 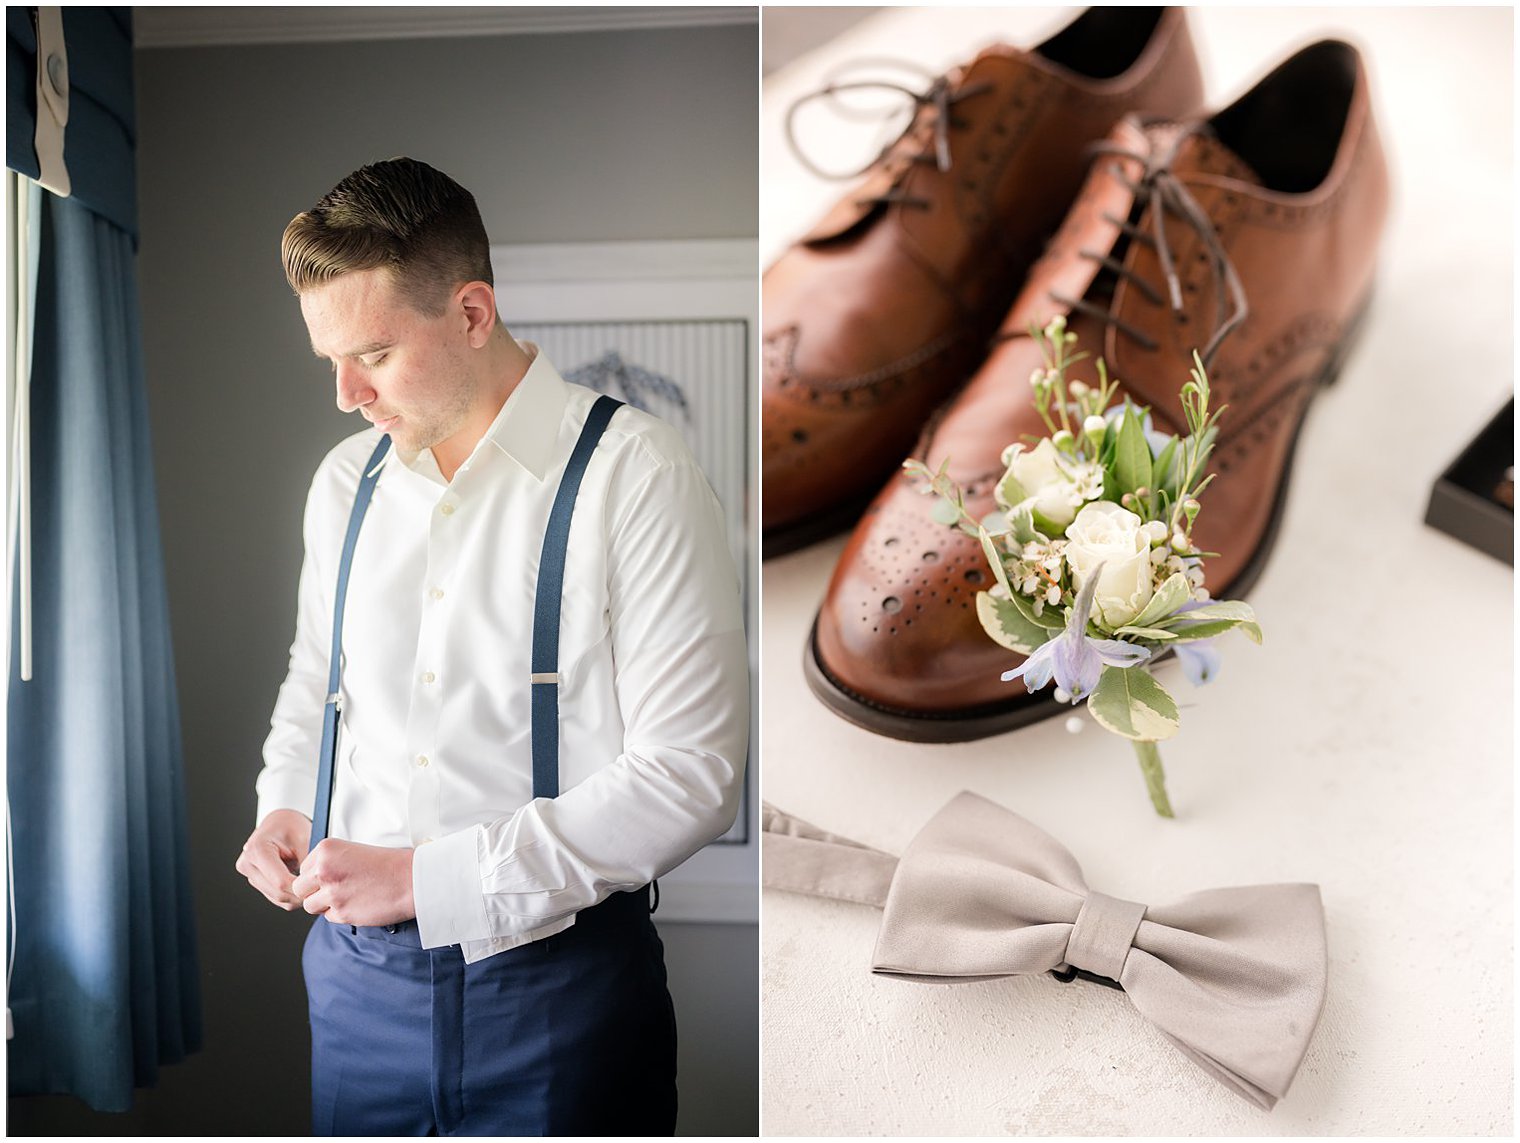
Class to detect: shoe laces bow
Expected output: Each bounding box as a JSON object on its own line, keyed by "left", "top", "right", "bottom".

{"left": 783, "top": 60, "right": 993, "bottom": 206}
{"left": 1054, "top": 126, "right": 1250, "bottom": 367}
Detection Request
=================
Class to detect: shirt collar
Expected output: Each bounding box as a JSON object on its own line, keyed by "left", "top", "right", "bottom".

{"left": 393, "top": 340, "right": 568, "bottom": 484}
{"left": 480, "top": 341, "right": 568, "bottom": 482}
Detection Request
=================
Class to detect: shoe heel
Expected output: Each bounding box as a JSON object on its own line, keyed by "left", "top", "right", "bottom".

{"left": 1317, "top": 289, "right": 1374, "bottom": 389}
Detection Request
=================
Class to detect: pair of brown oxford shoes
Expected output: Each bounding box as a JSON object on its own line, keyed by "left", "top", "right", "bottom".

{"left": 762, "top": 7, "right": 1389, "bottom": 742}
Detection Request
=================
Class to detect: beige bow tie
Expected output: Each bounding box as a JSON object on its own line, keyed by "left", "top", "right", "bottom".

{"left": 764, "top": 791, "right": 1327, "bottom": 1110}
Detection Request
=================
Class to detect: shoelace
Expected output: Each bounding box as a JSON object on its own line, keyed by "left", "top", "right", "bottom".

{"left": 1045, "top": 126, "right": 1249, "bottom": 367}
{"left": 783, "top": 62, "right": 993, "bottom": 205}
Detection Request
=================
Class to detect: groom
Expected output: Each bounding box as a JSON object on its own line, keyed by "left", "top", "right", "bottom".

{"left": 235, "top": 157, "right": 749, "bottom": 1135}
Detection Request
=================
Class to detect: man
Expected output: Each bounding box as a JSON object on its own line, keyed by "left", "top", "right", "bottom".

{"left": 234, "top": 157, "right": 749, "bottom": 1136}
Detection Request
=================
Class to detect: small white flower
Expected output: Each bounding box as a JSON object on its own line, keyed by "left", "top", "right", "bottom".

{"left": 1170, "top": 531, "right": 1189, "bottom": 553}
{"left": 1045, "top": 584, "right": 1061, "bottom": 605}
{"left": 1143, "top": 520, "right": 1169, "bottom": 546}
{"left": 1052, "top": 429, "right": 1074, "bottom": 450}
{"left": 1193, "top": 586, "right": 1211, "bottom": 602}
{"left": 1069, "top": 381, "right": 1090, "bottom": 398}
{"left": 1082, "top": 414, "right": 1107, "bottom": 438}
{"left": 1150, "top": 547, "right": 1168, "bottom": 566}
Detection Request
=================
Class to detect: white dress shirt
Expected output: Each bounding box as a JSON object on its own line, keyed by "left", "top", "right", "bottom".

{"left": 256, "top": 345, "right": 749, "bottom": 963}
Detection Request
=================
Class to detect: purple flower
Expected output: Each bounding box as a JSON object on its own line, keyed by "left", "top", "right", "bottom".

{"left": 1001, "top": 562, "right": 1151, "bottom": 702}
{"left": 1174, "top": 641, "right": 1222, "bottom": 685}
{"left": 1169, "top": 600, "right": 1222, "bottom": 686}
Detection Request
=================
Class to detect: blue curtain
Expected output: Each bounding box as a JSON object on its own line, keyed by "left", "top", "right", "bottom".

{"left": 7, "top": 8, "right": 201, "bottom": 1114}
{"left": 7, "top": 8, "right": 137, "bottom": 239}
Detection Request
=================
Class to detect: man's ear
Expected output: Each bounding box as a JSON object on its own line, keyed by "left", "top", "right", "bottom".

{"left": 456, "top": 281, "right": 498, "bottom": 348}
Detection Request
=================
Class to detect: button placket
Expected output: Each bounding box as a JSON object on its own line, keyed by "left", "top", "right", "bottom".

{"left": 404, "top": 493, "right": 460, "bottom": 847}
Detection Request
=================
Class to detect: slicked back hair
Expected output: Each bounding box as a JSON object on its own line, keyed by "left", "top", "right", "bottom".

{"left": 281, "top": 157, "right": 493, "bottom": 316}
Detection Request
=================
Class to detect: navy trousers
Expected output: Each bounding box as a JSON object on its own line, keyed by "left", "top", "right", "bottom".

{"left": 302, "top": 888, "right": 677, "bottom": 1136}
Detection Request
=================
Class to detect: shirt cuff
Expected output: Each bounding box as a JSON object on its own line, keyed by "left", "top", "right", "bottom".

{"left": 413, "top": 826, "right": 492, "bottom": 949}
{"left": 254, "top": 769, "right": 317, "bottom": 829}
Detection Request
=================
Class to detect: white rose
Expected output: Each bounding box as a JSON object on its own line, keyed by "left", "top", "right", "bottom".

{"left": 1000, "top": 439, "right": 1086, "bottom": 530}
{"left": 1063, "top": 501, "right": 1155, "bottom": 629}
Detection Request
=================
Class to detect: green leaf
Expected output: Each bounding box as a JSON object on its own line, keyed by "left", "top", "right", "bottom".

{"left": 1114, "top": 625, "right": 1177, "bottom": 641}
{"left": 995, "top": 469, "right": 1027, "bottom": 512}
{"left": 1151, "top": 436, "right": 1181, "bottom": 500}
{"left": 976, "top": 591, "right": 1053, "bottom": 655}
{"left": 1159, "top": 599, "right": 1262, "bottom": 644}
{"left": 1162, "top": 618, "right": 1245, "bottom": 643}
{"left": 980, "top": 510, "right": 1012, "bottom": 537}
{"left": 1113, "top": 407, "right": 1151, "bottom": 496}
{"left": 1008, "top": 504, "right": 1038, "bottom": 545}
{"left": 977, "top": 529, "right": 1013, "bottom": 596}
{"left": 1126, "top": 572, "right": 1191, "bottom": 629}
{"left": 1007, "top": 585, "right": 1067, "bottom": 630}
{"left": 1099, "top": 422, "right": 1119, "bottom": 468}
{"left": 1029, "top": 507, "right": 1069, "bottom": 539}
{"left": 1089, "top": 666, "right": 1180, "bottom": 742}
{"left": 930, "top": 498, "right": 960, "bottom": 526}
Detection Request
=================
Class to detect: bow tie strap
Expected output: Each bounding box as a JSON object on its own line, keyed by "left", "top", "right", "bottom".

{"left": 761, "top": 803, "right": 898, "bottom": 908}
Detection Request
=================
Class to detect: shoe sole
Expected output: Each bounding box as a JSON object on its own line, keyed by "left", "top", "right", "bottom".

{"left": 802, "top": 293, "right": 1375, "bottom": 743}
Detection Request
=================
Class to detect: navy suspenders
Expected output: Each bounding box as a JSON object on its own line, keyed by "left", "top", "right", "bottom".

{"left": 529, "top": 394, "right": 622, "bottom": 798}
{"left": 309, "top": 395, "right": 624, "bottom": 850}
{"left": 310, "top": 435, "right": 392, "bottom": 851}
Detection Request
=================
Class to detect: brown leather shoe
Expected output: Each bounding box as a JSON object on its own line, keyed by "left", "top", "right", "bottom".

{"left": 763, "top": 7, "right": 1204, "bottom": 555}
{"left": 808, "top": 39, "right": 1390, "bottom": 741}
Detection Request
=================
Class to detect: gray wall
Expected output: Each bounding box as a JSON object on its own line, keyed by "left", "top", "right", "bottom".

{"left": 8, "top": 20, "right": 757, "bottom": 1138}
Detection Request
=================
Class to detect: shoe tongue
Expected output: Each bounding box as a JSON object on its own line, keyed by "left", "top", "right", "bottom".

{"left": 953, "top": 40, "right": 1035, "bottom": 88}
{"left": 1151, "top": 122, "right": 1265, "bottom": 188}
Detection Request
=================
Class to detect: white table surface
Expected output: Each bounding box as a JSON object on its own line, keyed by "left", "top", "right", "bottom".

{"left": 759, "top": 7, "right": 1514, "bottom": 1136}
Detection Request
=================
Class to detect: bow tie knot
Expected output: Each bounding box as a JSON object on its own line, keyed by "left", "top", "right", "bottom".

{"left": 1065, "top": 890, "right": 1146, "bottom": 982}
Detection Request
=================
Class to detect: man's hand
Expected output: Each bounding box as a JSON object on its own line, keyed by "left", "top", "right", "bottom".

{"left": 292, "top": 839, "right": 416, "bottom": 928}
{"left": 236, "top": 808, "right": 312, "bottom": 911}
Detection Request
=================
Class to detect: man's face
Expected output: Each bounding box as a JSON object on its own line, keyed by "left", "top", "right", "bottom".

{"left": 302, "top": 267, "right": 476, "bottom": 456}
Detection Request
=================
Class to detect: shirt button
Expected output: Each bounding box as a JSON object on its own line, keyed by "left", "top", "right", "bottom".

{"left": 429, "top": 587, "right": 444, "bottom": 601}
{"left": 440, "top": 502, "right": 456, "bottom": 516}
{"left": 416, "top": 754, "right": 430, "bottom": 768}
{"left": 421, "top": 671, "right": 436, "bottom": 685}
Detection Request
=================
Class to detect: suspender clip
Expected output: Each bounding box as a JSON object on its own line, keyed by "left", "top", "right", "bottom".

{"left": 529, "top": 672, "right": 560, "bottom": 685}
{"left": 325, "top": 692, "right": 343, "bottom": 712}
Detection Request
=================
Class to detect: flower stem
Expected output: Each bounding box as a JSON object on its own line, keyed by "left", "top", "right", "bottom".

{"left": 1132, "top": 740, "right": 1175, "bottom": 818}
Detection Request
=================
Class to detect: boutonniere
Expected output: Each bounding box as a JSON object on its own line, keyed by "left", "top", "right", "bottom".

{"left": 906, "top": 317, "right": 1261, "bottom": 817}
